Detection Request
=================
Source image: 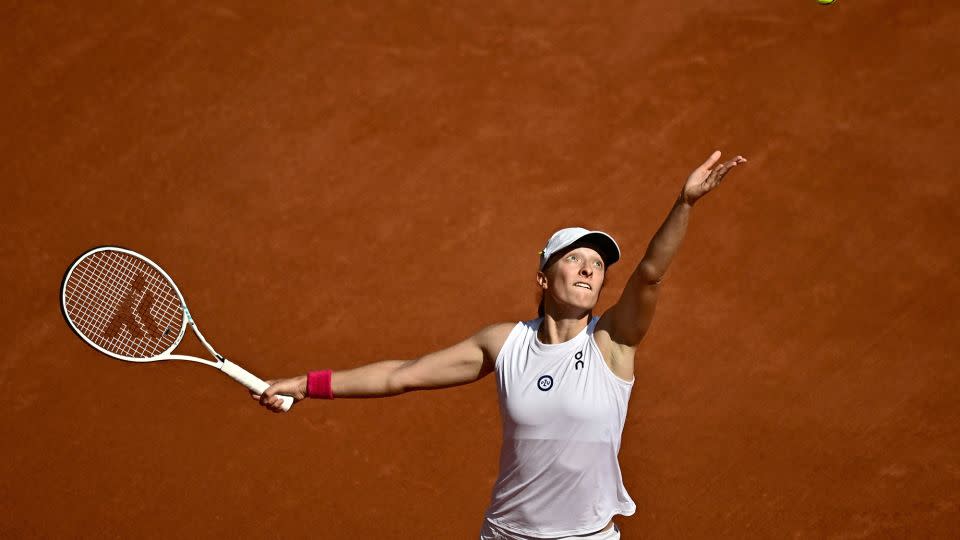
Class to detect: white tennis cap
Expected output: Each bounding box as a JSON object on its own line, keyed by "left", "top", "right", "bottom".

{"left": 538, "top": 227, "right": 621, "bottom": 271}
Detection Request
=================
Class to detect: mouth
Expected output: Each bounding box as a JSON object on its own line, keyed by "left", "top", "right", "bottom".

{"left": 573, "top": 282, "right": 592, "bottom": 291}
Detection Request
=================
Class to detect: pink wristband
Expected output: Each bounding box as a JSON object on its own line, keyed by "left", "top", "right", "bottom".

{"left": 306, "top": 370, "right": 334, "bottom": 399}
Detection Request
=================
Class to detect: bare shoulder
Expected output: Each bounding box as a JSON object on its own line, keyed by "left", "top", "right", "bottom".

{"left": 474, "top": 322, "right": 517, "bottom": 361}
{"left": 594, "top": 314, "right": 637, "bottom": 380}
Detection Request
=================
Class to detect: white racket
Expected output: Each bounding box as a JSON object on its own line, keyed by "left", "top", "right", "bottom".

{"left": 60, "top": 246, "right": 293, "bottom": 411}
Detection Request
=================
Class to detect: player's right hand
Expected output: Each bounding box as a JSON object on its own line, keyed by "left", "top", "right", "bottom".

{"left": 251, "top": 375, "right": 308, "bottom": 412}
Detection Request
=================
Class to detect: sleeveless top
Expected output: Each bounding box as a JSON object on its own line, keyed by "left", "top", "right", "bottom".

{"left": 483, "top": 316, "right": 636, "bottom": 537}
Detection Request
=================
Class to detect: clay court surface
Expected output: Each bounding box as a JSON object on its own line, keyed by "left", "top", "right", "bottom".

{"left": 3, "top": 1, "right": 958, "bottom": 538}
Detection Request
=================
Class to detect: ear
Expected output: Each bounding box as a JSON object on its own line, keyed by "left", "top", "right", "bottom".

{"left": 536, "top": 271, "right": 548, "bottom": 290}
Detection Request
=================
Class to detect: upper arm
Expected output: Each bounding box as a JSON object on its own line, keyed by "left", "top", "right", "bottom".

{"left": 389, "top": 323, "right": 513, "bottom": 393}
{"left": 599, "top": 261, "right": 662, "bottom": 349}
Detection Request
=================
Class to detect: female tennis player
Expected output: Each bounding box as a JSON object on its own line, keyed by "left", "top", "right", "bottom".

{"left": 254, "top": 150, "right": 746, "bottom": 539}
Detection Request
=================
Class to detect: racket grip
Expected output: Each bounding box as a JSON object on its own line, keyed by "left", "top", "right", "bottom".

{"left": 220, "top": 359, "right": 294, "bottom": 412}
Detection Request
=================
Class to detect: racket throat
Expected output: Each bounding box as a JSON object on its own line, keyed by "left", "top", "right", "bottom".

{"left": 186, "top": 312, "right": 224, "bottom": 362}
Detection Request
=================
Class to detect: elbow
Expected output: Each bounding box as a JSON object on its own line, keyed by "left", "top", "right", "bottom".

{"left": 637, "top": 260, "right": 664, "bottom": 285}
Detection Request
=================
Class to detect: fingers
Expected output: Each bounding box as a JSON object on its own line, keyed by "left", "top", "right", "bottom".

{"left": 247, "top": 378, "right": 294, "bottom": 412}
{"left": 699, "top": 150, "right": 722, "bottom": 171}
{"left": 250, "top": 378, "right": 275, "bottom": 400}
{"left": 719, "top": 155, "right": 747, "bottom": 170}
{"left": 255, "top": 380, "right": 296, "bottom": 412}
{"left": 703, "top": 152, "right": 747, "bottom": 173}
{"left": 255, "top": 380, "right": 279, "bottom": 408}
{"left": 257, "top": 392, "right": 284, "bottom": 411}
{"left": 263, "top": 395, "right": 284, "bottom": 412}
{"left": 710, "top": 155, "right": 747, "bottom": 183}
{"left": 259, "top": 386, "right": 277, "bottom": 406}
{"left": 684, "top": 151, "right": 746, "bottom": 204}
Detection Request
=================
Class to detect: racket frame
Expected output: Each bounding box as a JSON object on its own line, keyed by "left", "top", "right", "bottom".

{"left": 61, "top": 246, "right": 293, "bottom": 410}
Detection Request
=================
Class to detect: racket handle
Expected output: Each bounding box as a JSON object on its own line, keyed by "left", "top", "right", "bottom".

{"left": 220, "top": 359, "right": 294, "bottom": 412}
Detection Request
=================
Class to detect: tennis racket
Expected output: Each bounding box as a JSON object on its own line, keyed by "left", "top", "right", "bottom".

{"left": 60, "top": 246, "right": 294, "bottom": 411}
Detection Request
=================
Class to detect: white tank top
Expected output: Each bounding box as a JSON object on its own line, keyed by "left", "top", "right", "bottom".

{"left": 484, "top": 316, "right": 636, "bottom": 537}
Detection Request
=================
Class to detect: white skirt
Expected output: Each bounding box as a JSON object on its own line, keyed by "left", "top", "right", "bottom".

{"left": 479, "top": 519, "right": 621, "bottom": 540}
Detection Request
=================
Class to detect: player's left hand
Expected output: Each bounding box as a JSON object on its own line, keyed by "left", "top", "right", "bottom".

{"left": 681, "top": 150, "right": 747, "bottom": 206}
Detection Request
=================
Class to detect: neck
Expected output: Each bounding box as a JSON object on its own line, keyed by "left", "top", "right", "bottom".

{"left": 538, "top": 310, "right": 591, "bottom": 344}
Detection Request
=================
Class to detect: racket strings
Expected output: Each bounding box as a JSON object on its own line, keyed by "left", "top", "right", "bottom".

{"left": 64, "top": 250, "right": 184, "bottom": 358}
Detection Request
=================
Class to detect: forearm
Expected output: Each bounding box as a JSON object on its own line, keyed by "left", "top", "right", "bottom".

{"left": 639, "top": 194, "right": 694, "bottom": 280}
{"left": 328, "top": 359, "right": 409, "bottom": 398}
{"left": 293, "top": 360, "right": 410, "bottom": 400}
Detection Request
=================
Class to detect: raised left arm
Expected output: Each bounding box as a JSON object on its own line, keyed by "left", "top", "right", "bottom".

{"left": 599, "top": 151, "right": 747, "bottom": 354}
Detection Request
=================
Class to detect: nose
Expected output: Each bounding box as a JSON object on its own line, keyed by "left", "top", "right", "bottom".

{"left": 579, "top": 265, "right": 593, "bottom": 278}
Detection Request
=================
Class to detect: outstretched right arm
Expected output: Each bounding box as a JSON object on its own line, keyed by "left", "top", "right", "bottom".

{"left": 253, "top": 323, "right": 513, "bottom": 412}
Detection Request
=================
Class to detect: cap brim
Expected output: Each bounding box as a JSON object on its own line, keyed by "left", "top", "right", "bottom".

{"left": 541, "top": 231, "right": 621, "bottom": 270}
{"left": 574, "top": 232, "right": 621, "bottom": 267}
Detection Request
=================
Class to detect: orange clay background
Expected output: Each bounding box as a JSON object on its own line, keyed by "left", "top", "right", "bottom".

{"left": 2, "top": 1, "right": 958, "bottom": 538}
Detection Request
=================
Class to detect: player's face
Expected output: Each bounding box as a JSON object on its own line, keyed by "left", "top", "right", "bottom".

{"left": 540, "top": 246, "right": 606, "bottom": 313}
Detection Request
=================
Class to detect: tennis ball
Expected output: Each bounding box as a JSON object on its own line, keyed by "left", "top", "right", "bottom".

{"left": 818, "top": 0, "right": 835, "bottom": 4}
